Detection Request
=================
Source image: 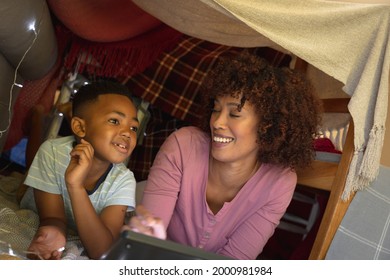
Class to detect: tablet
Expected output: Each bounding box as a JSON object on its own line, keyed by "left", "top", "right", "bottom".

{"left": 101, "top": 231, "right": 232, "bottom": 260}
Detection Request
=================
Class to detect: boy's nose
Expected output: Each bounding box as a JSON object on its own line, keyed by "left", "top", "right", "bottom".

{"left": 121, "top": 127, "right": 131, "bottom": 138}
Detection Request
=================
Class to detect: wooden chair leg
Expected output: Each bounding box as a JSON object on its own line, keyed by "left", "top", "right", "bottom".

{"left": 309, "top": 191, "right": 355, "bottom": 259}
{"left": 309, "top": 121, "right": 355, "bottom": 259}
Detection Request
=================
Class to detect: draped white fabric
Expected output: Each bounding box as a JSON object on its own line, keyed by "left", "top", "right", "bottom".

{"left": 133, "top": 0, "right": 390, "bottom": 199}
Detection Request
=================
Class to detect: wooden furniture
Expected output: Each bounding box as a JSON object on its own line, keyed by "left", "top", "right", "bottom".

{"left": 296, "top": 98, "right": 355, "bottom": 259}
{"left": 292, "top": 58, "right": 356, "bottom": 259}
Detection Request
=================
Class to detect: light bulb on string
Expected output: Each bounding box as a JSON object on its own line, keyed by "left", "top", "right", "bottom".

{"left": 28, "top": 21, "right": 37, "bottom": 34}
{"left": 0, "top": 19, "right": 39, "bottom": 138}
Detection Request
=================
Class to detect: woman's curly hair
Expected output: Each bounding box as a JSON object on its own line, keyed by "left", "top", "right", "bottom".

{"left": 197, "top": 51, "right": 323, "bottom": 170}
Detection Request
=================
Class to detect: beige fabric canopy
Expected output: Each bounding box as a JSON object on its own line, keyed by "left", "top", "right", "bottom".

{"left": 133, "top": 0, "right": 390, "bottom": 200}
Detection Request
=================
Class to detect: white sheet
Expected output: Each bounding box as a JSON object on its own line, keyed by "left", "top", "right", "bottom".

{"left": 320, "top": 113, "right": 351, "bottom": 152}
{"left": 132, "top": 0, "right": 390, "bottom": 200}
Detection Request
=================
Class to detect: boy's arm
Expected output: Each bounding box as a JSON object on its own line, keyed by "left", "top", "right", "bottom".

{"left": 65, "top": 139, "right": 127, "bottom": 259}
{"left": 28, "top": 189, "right": 67, "bottom": 259}
{"left": 68, "top": 191, "right": 127, "bottom": 259}
{"left": 35, "top": 189, "right": 67, "bottom": 229}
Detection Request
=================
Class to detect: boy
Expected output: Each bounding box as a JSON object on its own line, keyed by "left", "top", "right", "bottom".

{"left": 20, "top": 80, "right": 139, "bottom": 259}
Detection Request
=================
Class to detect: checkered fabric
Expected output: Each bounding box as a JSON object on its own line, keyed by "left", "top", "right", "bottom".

{"left": 121, "top": 36, "right": 236, "bottom": 123}
{"left": 122, "top": 35, "right": 290, "bottom": 123}
{"left": 122, "top": 35, "right": 291, "bottom": 181}
{"left": 127, "top": 105, "right": 188, "bottom": 181}
{"left": 326, "top": 165, "right": 390, "bottom": 259}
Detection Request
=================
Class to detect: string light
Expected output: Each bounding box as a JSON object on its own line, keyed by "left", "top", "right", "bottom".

{"left": 29, "top": 22, "right": 36, "bottom": 33}
{"left": 0, "top": 21, "right": 40, "bottom": 139}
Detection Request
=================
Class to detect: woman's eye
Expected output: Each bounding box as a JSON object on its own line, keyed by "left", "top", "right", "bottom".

{"left": 230, "top": 113, "right": 240, "bottom": 118}
{"left": 108, "top": 119, "right": 119, "bottom": 125}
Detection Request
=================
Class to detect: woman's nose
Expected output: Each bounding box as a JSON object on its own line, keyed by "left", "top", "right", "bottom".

{"left": 211, "top": 113, "right": 227, "bottom": 130}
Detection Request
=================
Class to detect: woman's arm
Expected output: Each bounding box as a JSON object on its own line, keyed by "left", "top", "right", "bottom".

{"left": 141, "top": 130, "right": 184, "bottom": 228}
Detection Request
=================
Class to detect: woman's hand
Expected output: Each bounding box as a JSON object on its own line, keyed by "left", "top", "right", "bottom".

{"left": 122, "top": 205, "right": 167, "bottom": 240}
{"left": 27, "top": 225, "right": 66, "bottom": 260}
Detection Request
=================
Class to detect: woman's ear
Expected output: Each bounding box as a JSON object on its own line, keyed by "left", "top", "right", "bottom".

{"left": 71, "top": 117, "right": 86, "bottom": 138}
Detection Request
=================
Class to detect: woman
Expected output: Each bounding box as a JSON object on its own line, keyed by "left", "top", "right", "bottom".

{"left": 125, "top": 51, "right": 322, "bottom": 259}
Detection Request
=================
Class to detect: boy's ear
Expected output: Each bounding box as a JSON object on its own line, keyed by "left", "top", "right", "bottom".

{"left": 71, "top": 117, "right": 86, "bottom": 138}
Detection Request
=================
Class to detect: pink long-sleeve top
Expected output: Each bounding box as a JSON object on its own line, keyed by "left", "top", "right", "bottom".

{"left": 142, "top": 126, "right": 296, "bottom": 259}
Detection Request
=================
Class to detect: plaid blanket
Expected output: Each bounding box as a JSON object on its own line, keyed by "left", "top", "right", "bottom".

{"left": 127, "top": 105, "right": 188, "bottom": 181}
{"left": 121, "top": 35, "right": 290, "bottom": 181}
{"left": 326, "top": 165, "right": 390, "bottom": 259}
{"left": 121, "top": 35, "right": 290, "bottom": 123}
{"left": 122, "top": 36, "right": 237, "bottom": 123}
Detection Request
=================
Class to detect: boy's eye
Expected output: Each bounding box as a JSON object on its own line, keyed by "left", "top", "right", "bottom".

{"left": 109, "top": 119, "right": 119, "bottom": 125}
{"left": 130, "top": 126, "right": 138, "bottom": 132}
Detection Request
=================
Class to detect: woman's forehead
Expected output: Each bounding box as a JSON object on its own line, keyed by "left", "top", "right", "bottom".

{"left": 214, "top": 95, "right": 255, "bottom": 111}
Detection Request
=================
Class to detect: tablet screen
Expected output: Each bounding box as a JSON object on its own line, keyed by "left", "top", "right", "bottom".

{"left": 101, "top": 231, "right": 232, "bottom": 260}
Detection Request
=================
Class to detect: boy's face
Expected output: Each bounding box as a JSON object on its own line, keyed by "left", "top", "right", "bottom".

{"left": 79, "top": 93, "right": 139, "bottom": 164}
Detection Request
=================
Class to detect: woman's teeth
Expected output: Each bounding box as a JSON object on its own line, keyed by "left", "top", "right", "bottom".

{"left": 213, "top": 136, "right": 233, "bottom": 143}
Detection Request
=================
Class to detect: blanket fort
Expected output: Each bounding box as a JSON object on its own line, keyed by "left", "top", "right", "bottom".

{"left": 133, "top": 0, "right": 390, "bottom": 199}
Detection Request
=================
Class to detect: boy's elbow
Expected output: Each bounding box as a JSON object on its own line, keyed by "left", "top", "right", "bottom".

{"left": 87, "top": 248, "right": 107, "bottom": 260}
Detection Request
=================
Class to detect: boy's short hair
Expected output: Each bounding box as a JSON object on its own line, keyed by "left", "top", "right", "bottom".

{"left": 72, "top": 80, "right": 133, "bottom": 117}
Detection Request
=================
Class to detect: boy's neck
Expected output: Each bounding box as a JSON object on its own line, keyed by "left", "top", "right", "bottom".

{"left": 84, "top": 163, "right": 113, "bottom": 193}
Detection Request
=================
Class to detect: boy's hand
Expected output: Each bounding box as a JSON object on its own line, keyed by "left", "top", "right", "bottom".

{"left": 65, "top": 139, "right": 94, "bottom": 190}
{"left": 27, "top": 225, "right": 66, "bottom": 260}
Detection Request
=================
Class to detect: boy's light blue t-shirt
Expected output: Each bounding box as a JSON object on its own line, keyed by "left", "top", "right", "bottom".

{"left": 22, "top": 135, "right": 136, "bottom": 232}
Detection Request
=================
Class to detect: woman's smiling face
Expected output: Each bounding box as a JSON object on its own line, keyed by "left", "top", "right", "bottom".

{"left": 209, "top": 95, "right": 260, "bottom": 165}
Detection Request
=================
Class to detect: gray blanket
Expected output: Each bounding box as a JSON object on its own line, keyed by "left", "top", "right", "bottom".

{"left": 326, "top": 165, "right": 390, "bottom": 259}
